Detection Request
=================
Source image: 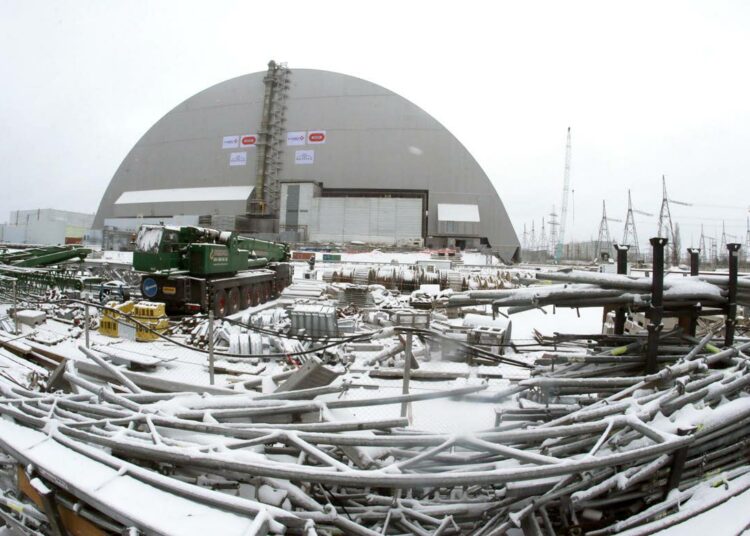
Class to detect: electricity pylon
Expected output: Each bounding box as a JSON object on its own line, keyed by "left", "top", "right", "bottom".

{"left": 595, "top": 200, "right": 613, "bottom": 261}
{"left": 622, "top": 190, "right": 640, "bottom": 261}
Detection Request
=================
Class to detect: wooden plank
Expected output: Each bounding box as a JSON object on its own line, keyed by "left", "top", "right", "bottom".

{"left": 18, "top": 467, "right": 108, "bottom": 536}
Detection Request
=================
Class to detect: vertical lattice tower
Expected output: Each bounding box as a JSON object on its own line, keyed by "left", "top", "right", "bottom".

{"left": 656, "top": 175, "right": 677, "bottom": 265}
{"left": 555, "top": 127, "right": 572, "bottom": 261}
{"left": 595, "top": 200, "right": 613, "bottom": 261}
{"left": 548, "top": 205, "right": 559, "bottom": 257}
{"left": 622, "top": 189, "right": 640, "bottom": 261}
{"left": 250, "top": 60, "right": 290, "bottom": 217}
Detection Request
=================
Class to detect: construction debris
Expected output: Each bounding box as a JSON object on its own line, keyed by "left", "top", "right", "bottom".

{"left": 0, "top": 240, "right": 748, "bottom": 534}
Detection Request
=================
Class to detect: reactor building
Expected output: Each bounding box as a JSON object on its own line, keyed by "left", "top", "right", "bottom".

{"left": 93, "top": 62, "right": 520, "bottom": 262}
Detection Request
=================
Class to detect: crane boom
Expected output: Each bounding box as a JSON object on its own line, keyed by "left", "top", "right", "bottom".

{"left": 555, "top": 127, "right": 572, "bottom": 261}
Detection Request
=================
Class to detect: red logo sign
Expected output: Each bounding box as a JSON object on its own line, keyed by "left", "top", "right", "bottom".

{"left": 241, "top": 135, "right": 257, "bottom": 146}
{"left": 308, "top": 131, "right": 326, "bottom": 143}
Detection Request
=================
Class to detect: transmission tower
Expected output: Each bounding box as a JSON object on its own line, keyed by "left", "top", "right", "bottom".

{"left": 656, "top": 175, "right": 678, "bottom": 265}
{"left": 621, "top": 190, "right": 640, "bottom": 260}
{"left": 522, "top": 224, "right": 528, "bottom": 250}
{"left": 529, "top": 221, "right": 536, "bottom": 251}
{"left": 548, "top": 205, "right": 559, "bottom": 256}
{"left": 595, "top": 200, "right": 613, "bottom": 261}
{"left": 539, "top": 217, "right": 548, "bottom": 255}
{"left": 698, "top": 225, "right": 708, "bottom": 263}
{"left": 746, "top": 217, "right": 750, "bottom": 263}
{"left": 555, "top": 127, "right": 572, "bottom": 261}
{"left": 720, "top": 221, "right": 728, "bottom": 261}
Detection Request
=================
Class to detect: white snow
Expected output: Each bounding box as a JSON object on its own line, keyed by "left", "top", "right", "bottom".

{"left": 632, "top": 472, "right": 750, "bottom": 536}
{"left": 0, "top": 419, "right": 269, "bottom": 535}
{"left": 663, "top": 275, "right": 724, "bottom": 299}
{"left": 135, "top": 226, "right": 163, "bottom": 252}
{"left": 508, "top": 305, "right": 605, "bottom": 342}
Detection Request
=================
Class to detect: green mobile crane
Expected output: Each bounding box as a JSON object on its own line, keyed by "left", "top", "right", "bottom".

{"left": 132, "top": 225, "right": 292, "bottom": 317}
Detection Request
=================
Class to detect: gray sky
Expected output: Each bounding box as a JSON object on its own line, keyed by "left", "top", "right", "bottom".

{"left": 1, "top": 1, "right": 749, "bottom": 251}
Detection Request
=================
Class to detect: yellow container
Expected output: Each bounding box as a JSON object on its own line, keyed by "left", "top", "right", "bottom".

{"left": 133, "top": 301, "right": 168, "bottom": 342}
{"left": 99, "top": 300, "right": 135, "bottom": 338}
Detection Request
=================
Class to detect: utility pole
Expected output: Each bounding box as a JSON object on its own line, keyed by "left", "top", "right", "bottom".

{"left": 208, "top": 310, "right": 215, "bottom": 385}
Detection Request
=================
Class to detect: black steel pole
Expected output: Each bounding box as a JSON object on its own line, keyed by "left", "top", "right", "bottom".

{"left": 614, "top": 244, "right": 630, "bottom": 335}
{"left": 688, "top": 248, "right": 700, "bottom": 276}
{"left": 687, "top": 248, "right": 701, "bottom": 336}
{"left": 725, "top": 243, "right": 741, "bottom": 347}
{"left": 646, "top": 237, "right": 668, "bottom": 374}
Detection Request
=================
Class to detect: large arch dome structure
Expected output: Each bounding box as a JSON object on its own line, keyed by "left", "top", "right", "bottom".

{"left": 94, "top": 64, "right": 520, "bottom": 261}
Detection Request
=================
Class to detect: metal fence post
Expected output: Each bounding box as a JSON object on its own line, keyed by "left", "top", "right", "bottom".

{"left": 12, "top": 279, "right": 18, "bottom": 335}
{"left": 208, "top": 311, "right": 215, "bottom": 385}
{"left": 614, "top": 244, "right": 630, "bottom": 335}
{"left": 401, "top": 331, "right": 413, "bottom": 420}
{"left": 663, "top": 427, "right": 693, "bottom": 499}
{"left": 725, "top": 243, "right": 741, "bottom": 347}
{"left": 646, "top": 237, "right": 667, "bottom": 374}
{"left": 84, "top": 303, "right": 90, "bottom": 348}
{"left": 687, "top": 248, "right": 701, "bottom": 336}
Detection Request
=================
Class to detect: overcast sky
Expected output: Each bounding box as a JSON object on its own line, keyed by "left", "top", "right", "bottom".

{"left": 1, "top": 1, "right": 749, "bottom": 251}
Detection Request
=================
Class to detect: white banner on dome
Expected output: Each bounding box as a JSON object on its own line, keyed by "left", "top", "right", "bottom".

{"left": 287, "top": 131, "right": 306, "bottom": 146}
{"left": 229, "top": 152, "right": 247, "bottom": 166}
{"left": 222, "top": 135, "right": 240, "bottom": 149}
{"left": 307, "top": 131, "right": 326, "bottom": 144}
{"left": 295, "top": 150, "right": 314, "bottom": 165}
{"left": 240, "top": 134, "right": 258, "bottom": 148}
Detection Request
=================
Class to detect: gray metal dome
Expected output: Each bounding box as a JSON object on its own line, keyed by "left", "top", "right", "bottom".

{"left": 94, "top": 67, "right": 520, "bottom": 261}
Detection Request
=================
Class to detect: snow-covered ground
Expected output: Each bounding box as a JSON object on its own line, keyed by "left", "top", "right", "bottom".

{"left": 657, "top": 479, "right": 750, "bottom": 535}
{"left": 88, "top": 248, "right": 502, "bottom": 266}
{"left": 507, "top": 305, "right": 604, "bottom": 342}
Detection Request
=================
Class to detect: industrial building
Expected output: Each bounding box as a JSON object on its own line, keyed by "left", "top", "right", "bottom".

{"left": 93, "top": 62, "right": 520, "bottom": 261}
{"left": 0, "top": 208, "right": 93, "bottom": 245}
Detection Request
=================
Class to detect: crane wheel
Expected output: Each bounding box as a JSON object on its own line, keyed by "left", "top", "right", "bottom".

{"left": 227, "top": 287, "right": 241, "bottom": 315}
{"left": 240, "top": 286, "right": 253, "bottom": 309}
{"left": 213, "top": 289, "right": 228, "bottom": 318}
{"left": 262, "top": 283, "right": 271, "bottom": 303}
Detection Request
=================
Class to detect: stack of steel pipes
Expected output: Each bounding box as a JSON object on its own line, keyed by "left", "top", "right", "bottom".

{"left": 0, "top": 331, "right": 749, "bottom": 534}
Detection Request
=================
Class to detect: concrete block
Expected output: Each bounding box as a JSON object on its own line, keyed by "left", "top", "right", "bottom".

{"left": 16, "top": 310, "right": 46, "bottom": 327}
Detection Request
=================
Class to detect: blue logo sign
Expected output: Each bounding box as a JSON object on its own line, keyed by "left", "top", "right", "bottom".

{"left": 142, "top": 278, "right": 158, "bottom": 298}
